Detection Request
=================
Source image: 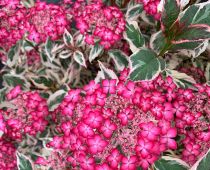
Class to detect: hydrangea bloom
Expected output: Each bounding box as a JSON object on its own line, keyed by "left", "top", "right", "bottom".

{"left": 26, "top": 1, "right": 70, "bottom": 43}
{"left": 0, "top": 0, "right": 26, "bottom": 51}
{"left": 0, "top": 86, "right": 49, "bottom": 141}
{"left": 34, "top": 70, "right": 210, "bottom": 169}
{"left": 72, "top": 1, "right": 126, "bottom": 49}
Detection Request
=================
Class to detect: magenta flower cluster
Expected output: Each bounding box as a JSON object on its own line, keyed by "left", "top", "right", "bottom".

{"left": 0, "top": 0, "right": 69, "bottom": 51}
{"left": 0, "top": 0, "right": 27, "bottom": 51}
{"left": 73, "top": 1, "right": 126, "bottom": 49}
{"left": 32, "top": 69, "right": 210, "bottom": 170}
{"left": 0, "top": 138, "right": 17, "bottom": 170}
{"left": 0, "top": 86, "right": 49, "bottom": 141}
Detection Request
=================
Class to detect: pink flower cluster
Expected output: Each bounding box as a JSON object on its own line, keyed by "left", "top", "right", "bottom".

{"left": 0, "top": 0, "right": 70, "bottom": 52}
{"left": 26, "top": 1, "right": 70, "bottom": 43}
{"left": 0, "top": 0, "right": 26, "bottom": 51}
{"left": 0, "top": 86, "right": 49, "bottom": 141}
{"left": 34, "top": 70, "right": 209, "bottom": 169}
{"left": 0, "top": 139, "right": 17, "bottom": 170}
{"left": 137, "top": 0, "right": 161, "bottom": 20}
{"left": 175, "top": 84, "right": 210, "bottom": 165}
{"left": 73, "top": 1, "right": 126, "bottom": 49}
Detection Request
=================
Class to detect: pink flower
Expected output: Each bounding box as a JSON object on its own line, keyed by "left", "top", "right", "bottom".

{"left": 135, "top": 138, "right": 153, "bottom": 157}
{"left": 95, "top": 163, "right": 112, "bottom": 170}
{"left": 100, "top": 119, "right": 117, "bottom": 138}
{"left": 85, "top": 34, "right": 95, "bottom": 45}
{"left": 84, "top": 111, "right": 103, "bottom": 128}
{"left": 118, "top": 107, "right": 135, "bottom": 125}
{"left": 139, "top": 122, "right": 160, "bottom": 141}
{"left": 102, "top": 79, "right": 117, "bottom": 94}
{"left": 49, "top": 136, "right": 63, "bottom": 149}
{"left": 79, "top": 155, "right": 95, "bottom": 170}
{"left": 151, "top": 91, "right": 165, "bottom": 103}
{"left": 78, "top": 123, "right": 94, "bottom": 138}
{"left": 33, "top": 118, "right": 48, "bottom": 132}
{"left": 62, "top": 103, "right": 75, "bottom": 116}
{"left": 120, "top": 155, "right": 138, "bottom": 170}
{"left": 64, "top": 89, "right": 81, "bottom": 103}
{"left": 139, "top": 155, "right": 158, "bottom": 170}
{"left": 160, "top": 128, "right": 177, "bottom": 150}
{"left": 61, "top": 121, "right": 72, "bottom": 136}
{"left": 28, "top": 30, "right": 41, "bottom": 43}
{"left": 162, "top": 103, "right": 175, "bottom": 121}
{"left": 106, "top": 149, "right": 122, "bottom": 168}
{"left": 173, "top": 102, "right": 186, "bottom": 118}
{"left": 139, "top": 97, "right": 151, "bottom": 112}
{"left": 83, "top": 80, "right": 100, "bottom": 95}
{"left": 122, "top": 81, "right": 136, "bottom": 98}
{"left": 76, "top": 20, "right": 89, "bottom": 34}
{"left": 87, "top": 135, "right": 108, "bottom": 154}
{"left": 35, "top": 157, "right": 48, "bottom": 165}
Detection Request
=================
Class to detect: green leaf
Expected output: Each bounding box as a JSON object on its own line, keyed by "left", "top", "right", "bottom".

{"left": 190, "top": 149, "right": 210, "bottom": 170}
{"left": 47, "top": 89, "right": 66, "bottom": 111}
{"left": 7, "top": 42, "right": 20, "bottom": 67}
{"left": 154, "top": 156, "right": 189, "bottom": 170}
{"left": 3, "top": 74, "right": 30, "bottom": 88}
{"left": 22, "top": 39, "right": 36, "bottom": 51}
{"left": 124, "top": 21, "right": 145, "bottom": 52}
{"left": 0, "top": 87, "right": 8, "bottom": 103}
{"left": 129, "top": 48, "right": 163, "bottom": 81}
{"left": 108, "top": 49, "right": 129, "bottom": 71}
{"left": 180, "top": 2, "right": 210, "bottom": 28}
{"left": 166, "top": 69, "right": 196, "bottom": 88}
{"left": 180, "top": 0, "right": 189, "bottom": 9}
{"left": 58, "top": 49, "right": 72, "bottom": 59}
{"left": 197, "top": 149, "right": 210, "bottom": 170}
{"left": 89, "top": 43, "right": 104, "bottom": 63}
{"left": 171, "top": 41, "right": 206, "bottom": 50}
{"left": 73, "top": 50, "right": 86, "bottom": 67}
{"left": 17, "top": 152, "right": 33, "bottom": 170}
{"left": 162, "top": 0, "right": 180, "bottom": 34}
{"left": 115, "top": 0, "right": 125, "bottom": 7}
{"left": 126, "top": 4, "right": 143, "bottom": 21}
{"left": 173, "top": 25, "right": 210, "bottom": 43}
{"left": 21, "top": 0, "right": 35, "bottom": 8}
{"left": 172, "top": 40, "right": 208, "bottom": 58}
{"left": 45, "top": 37, "right": 54, "bottom": 62}
{"left": 63, "top": 29, "right": 74, "bottom": 46}
{"left": 74, "top": 32, "right": 85, "bottom": 47}
{"left": 31, "top": 76, "right": 54, "bottom": 89}
{"left": 98, "top": 61, "right": 118, "bottom": 81}
{"left": 150, "top": 31, "right": 167, "bottom": 54}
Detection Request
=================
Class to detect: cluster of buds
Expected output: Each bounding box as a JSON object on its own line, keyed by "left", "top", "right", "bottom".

{"left": 0, "top": 138, "right": 17, "bottom": 170}
{"left": 34, "top": 69, "right": 209, "bottom": 169}
{"left": 72, "top": 1, "right": 126, "bottom": 49}
{"left": 0, "top": 86, "right": 49, "bottom": 141}
{"left": 137, "top": 0, "right": 161, "bottom": 20}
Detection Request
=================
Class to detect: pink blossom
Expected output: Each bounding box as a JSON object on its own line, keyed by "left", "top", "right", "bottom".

{"left": 87, "top": 135, "right": 108, "bottom": 154}
{"left": 120, "top": 155, "right": 138, "bottom": 170}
